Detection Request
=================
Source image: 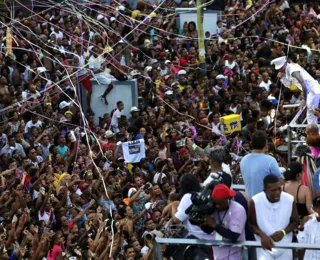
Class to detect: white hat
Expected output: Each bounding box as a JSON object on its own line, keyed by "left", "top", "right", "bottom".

{"left": 117, "top": 5, "right": 125, "bottom": 11}
{"left": 271, "top": 56, "right": 287, "bottom": 70}
{"left": 97, "top": 14, "right": 104, "bottom": 21}
{"left": 110, "top": 17, "right": 116, "bottom": 22}
{"left": 59, "top": 116, "right": 67, "bottom": 123}
{"left": 151, "top": 59, "right": 158, "bottom": 64}
{"left": 178, "top": 70, "right": 187, "bottom": 76}
{"left": 130, "top": 106, "right": 140, "bottom": 112}
{"left": 145, "top": 202, "right": 153, "bottom": 210}
{"left": 59, "top": 101, "right": 71, "bottom": 110}
{"left": 128, "top": 187, "right": 137, "bottom": 198}
{"left": 130, "top": 70, "right": 140, "bottom": 76}
{"left": 165, "top": 90, "right": 174, "bottom": 95}
{"left": 104, "top": 130, "right": 114, "bottom": 139}
{"left": 145, "top": 66, "right": 153, "bottom": 72}
{"left": 165, "top": 60, "right": 171, "bottom": 64}
{"left": 216, "top": 74, "right": 225, "bottom": 80}
{"left": 36, "top": 67, "right": 47, "bottom": 73}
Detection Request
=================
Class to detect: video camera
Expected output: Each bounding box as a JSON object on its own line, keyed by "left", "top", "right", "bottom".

{"left": 186, "top": 171, "right": 231, "bottom": 226}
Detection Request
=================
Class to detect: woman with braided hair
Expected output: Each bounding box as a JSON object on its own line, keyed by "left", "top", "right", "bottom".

{"left": 296, "top": 145, "right": 317, "bottom": 197}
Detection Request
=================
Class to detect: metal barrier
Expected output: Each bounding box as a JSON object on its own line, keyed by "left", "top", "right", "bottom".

{"left": 154, "top": 238, "right": 320, "bottom": 259}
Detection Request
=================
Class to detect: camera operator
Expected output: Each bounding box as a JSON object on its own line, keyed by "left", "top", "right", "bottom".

{"left": 162, "top": 174, "right": 214, "bottom": 240}
{"left": 202, "top": 184, "right": 247, "bottom": 260}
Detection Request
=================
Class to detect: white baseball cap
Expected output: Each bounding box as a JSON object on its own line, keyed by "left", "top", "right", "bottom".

{"left": 97, "top": 14, "right": 104, "bottom": 21}
{"left": 216, "top": 74, "right": 225, "bottom": 80}
{"left": 178, "top": 70, "right": 187, "bottom": 76}
{"left": 271, "top": 56, "right": 287, "bottom": 70}
{"left": 59, "top": 101, "right": 71, "bottom": 110}
{"left": 104, "top": 130, "right": 114, "bottom": 139}
{"left": 130, "top": 106, "right": 140, "bottom": 112}
{"left": 151, "top": 59, "right": 159, "bottom": 64}
{"left": 128, "top": 188, "right": 137, "bottom": 198}
{"left": 145, "top": 66, "right": 153, "bottom": 72}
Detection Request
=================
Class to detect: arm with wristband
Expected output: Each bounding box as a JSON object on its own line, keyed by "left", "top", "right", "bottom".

{"left": 270, "top": 201, "right": 299, "bottom": 242}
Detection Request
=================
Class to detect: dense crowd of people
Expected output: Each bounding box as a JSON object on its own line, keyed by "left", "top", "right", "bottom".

{"left": 1, "top": 0, "right": 320, "bottom": 259}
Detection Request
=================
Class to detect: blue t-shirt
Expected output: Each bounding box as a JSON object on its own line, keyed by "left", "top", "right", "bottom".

{"left": 313, "top": 169, "right": 320, "bottom": 195}
{"left": 57, "top": 145, "right": 68, "bottom": 157}
{"left": 240, "top": 153, "right": 282, "bottom": 199}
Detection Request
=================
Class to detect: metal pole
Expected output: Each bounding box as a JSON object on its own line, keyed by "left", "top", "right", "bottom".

{"left": 196, "top": 0, "right": 206, "bottom": 75}
{"left": 288, "top": 125, "right": 291, "bottom": 163}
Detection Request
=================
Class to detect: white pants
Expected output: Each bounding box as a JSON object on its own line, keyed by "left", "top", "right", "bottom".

{"left": 93, "top": 72, "right": 115, "bottom": 85}
{"left": 256, "top": 248, "right": 292, "bottom": 260}
{"left": 306, "top": 91, "right": 320, "bottom": 124}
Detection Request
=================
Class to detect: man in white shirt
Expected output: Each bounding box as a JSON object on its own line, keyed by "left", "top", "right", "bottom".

{"left": 249, "top": 175, "right": 298, "bottom": 260}
{"left": 0, "top": 131, "right": 7, "bottom": 151}
{"left": 88, "top": 46, "right": 115, "bottom": 105}
{"left": 111, "top": 101, "right": 124, "bottom": 133}
{"left": 24, "top": 114, "right": 42, "bottom": 139}
{"left": 259, "top": 72, "right": 272, "bottom": 91}
{"left": 0, "top": 135, "right": 26, "bottom": 157}
{"left": 50, "top": 25, "right": 64, "bottom": 39}
{"left": 271, "top": 56, "right": 320, "bottom": 124}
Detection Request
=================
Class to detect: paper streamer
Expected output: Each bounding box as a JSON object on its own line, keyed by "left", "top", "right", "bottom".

{"left": 6, "top": 27, "right": 12, "bottom": 55}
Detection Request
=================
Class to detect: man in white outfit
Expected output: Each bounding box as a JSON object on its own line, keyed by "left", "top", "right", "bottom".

{"left": 271, "top": 56, "right": 320, "bottom": 124}
{"left": 249, "top": 174, "right": 298, "bottom": 260}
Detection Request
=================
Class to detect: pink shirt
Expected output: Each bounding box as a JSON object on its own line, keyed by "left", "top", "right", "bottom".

{"left": 311, "top": 147, "right": 320, "bottom": 158}
{"left": 212, "top": 200, "right": 247, "bottom": 260}
{"left": 47, "top": 244, "right": 62, "bottom": 260}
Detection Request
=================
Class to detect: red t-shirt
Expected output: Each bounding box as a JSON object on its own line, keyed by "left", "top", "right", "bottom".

{"left": 102, "top": 142, "right": 115, "bottom": 152}
{"left": 47, "top": 244, "right": 62, "bottom": 260}
{"left": 180, "top": 56, "right": 191, "bottom": 67}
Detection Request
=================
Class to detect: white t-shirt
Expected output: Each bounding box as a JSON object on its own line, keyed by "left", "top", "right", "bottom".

{"left": 202, "top": 163, "right": 232, "bottom": 187}
{"left": 175, "top": 193, "right": 214, "bottom": 240}
{"left": 0, "top": 133, "right": 8, "bottom": 150}
{"left": 111, "top": 109, "right": 123, "bottom": 133}
{"left": 259, "top": 80, "right": 272, "bottom": 91}
{"left": 76, "top": 55, "right": 88, "bottom": 77}
{"left": 285, "top": 63, "right": 320, "bottom": 94}
{"left": 88, "top": 55, "right": 104, "bottom": 70}
{"left": 24, "top": 120, "right": 42, "bottom": 134}
{"left": 50, "top": 30, "right": 64, "bottom": 39}
{"left": 153, "top": 172, "right": 167, "bottom": 184}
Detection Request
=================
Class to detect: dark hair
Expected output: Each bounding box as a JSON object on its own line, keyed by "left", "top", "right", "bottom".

{"left": 283, "top": 161, "right": 303, "bottom": 181}
{"left": 251, "top": 130, "right": 267, "bottom": 150}
{"left": 118, "top": 205, "right": 128, "bottom": 218}
{"left": 260, "top": 100, "right": 273, "bottom": 111}
{"left": 156, "top": 159, "right": 167, "bottom": 172}
{"left": 180, "top": 174, "right": 201, "bottom": 195}
{"left": 313, "top": 196, "right": 320, "bottom": 208}
{"left": 117, "top": 101, "right": 123, "bottom": 106}
{"left": 144, "top": 219, "right": 153, "bottom": 225}
{"left": 7, "top": 135, "right": 14, "bottom": 140}
{"left": 124, "top": 244, "right": 134, "bottom": 252}
{"left": 263, "top": 174, "right": 280, "bottom": 189}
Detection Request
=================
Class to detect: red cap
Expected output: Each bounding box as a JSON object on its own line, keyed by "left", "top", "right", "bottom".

{"left": 211, "top": 184, "right": 236, "bottom": 199}
{"left": 68, "top": 222, "right": 76, "bottom": 230}
{"left": 179, "top": 147, "right": 188, "bottom": 156}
